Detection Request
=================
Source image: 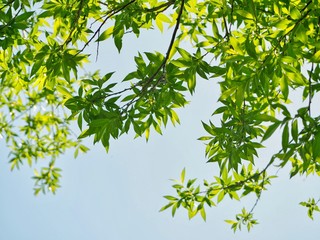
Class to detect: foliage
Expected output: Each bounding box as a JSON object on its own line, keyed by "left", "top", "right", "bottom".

{"left": 1, "top": 0, "right": 320, "bottom": 230}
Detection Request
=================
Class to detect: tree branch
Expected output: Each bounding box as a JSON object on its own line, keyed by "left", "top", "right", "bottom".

{"left": 63, "top": 0, "right": 85, "bottom": 47}
{"left": 120, "top": 0, "right": 185, "bottom": 112}
{"left": 76, "top": 0, "right": 137, "bottom": 56}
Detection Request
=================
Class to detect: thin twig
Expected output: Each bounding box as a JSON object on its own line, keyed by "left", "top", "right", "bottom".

{"left": 0, "top": 7, "right": 22, "bottom": 31}
{"left": 228, "top": 0, "right": 234, "bottom": 35}
{"left": 249, "top": 171, "right": 266, "bottom": 214}
{"left": 143, "top": 0, "right": 175, "bottom": 13}
{"left": 308, "top": 62, "right": 314, "bottom": 116}
{"left": 121, "top": 0, "right": 185, "bottom": 111}
{"left": 0, "top": 0, "right": 15, "bottom": 11}
{"left": 76, "top": 0, "right": 137, "bottom": 56}
{"left": 63, "top": 0, "right": 85, "bottom": 46}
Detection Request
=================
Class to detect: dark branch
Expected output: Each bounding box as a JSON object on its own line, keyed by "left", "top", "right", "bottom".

{"left": 76, "top": 0, "right": 137, "bottom": 56}
{"left": 120, "top": 0, "right": 185, "bottom": 111}
{"left": 63, "top": 0, "right": 85, "bottom": 47}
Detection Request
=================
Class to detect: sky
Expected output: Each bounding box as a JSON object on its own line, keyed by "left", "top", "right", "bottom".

{"left": 1, "top": 22, "right": 320, "bottom": 240}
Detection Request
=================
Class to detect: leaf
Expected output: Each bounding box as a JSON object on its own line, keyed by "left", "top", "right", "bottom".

{"left": 217, "top": 190, "right": 225, "bottom": 203}
{"left": 311, "top": 50, "right": 320, "bottom": 63}
{"left": 212, "top": 106, "right": 228, "bottom": 115}
{"left": 163, "top": 195, "right": 178, "bottom": 201}
{"left": 282, "top": 123, "right": 289, "bottom": 151}
{"left": 57, "top": 86, "right": 72, "bottom": 98}
{"left": 15, "top": 11, "right": 34, "bottom": 22}
{"left": 313, "top": 132, "right": 320, "bottom": 159}
{"left": 255, "top": 114, "right": 278, "bottom": 122}
{"left": 210, "top": 66, "right": 226, "bottom": 76}
{"left": 212, "top": 20, "right": 221, "bottom": 38}
{"left": 155, "top": 13, "right": 171, "bottom": 32}
{"left": 172, "top": 203, "right": 177, "bottom": 217}
{"left": 290, "top": 7, "right": 301, "bottom": 20}
{"left": 202, "top": 121, "right": 215, "bottom": 135}
{"left": 280, "top": 76, "right": 289, "bottom": 100}
{"left": 180, "top": 168, "right": 186, "bottom": 184}
{"left": 31, "top": 60, "right": 43, "bottom": 76}
{"left": 245, "top": 37, "right": 257, "bottom": 59}
{"left": 145, "top": 128, "right": 150, "bottom": 141}
{"left": 114, "top": 34, "right": 123, "bottom": 53}
{"left": 235, "top": 9, "right": 254, "bottom": 20}
{"left": 177, "top": 48, "right": 192, "bottom": 61}
{"left": 186, "top": 68, "right": 196, "bottom": 93}
{"left": 170, "top": 109, "right": 180, "bottom": 125}
{"left": 97, "top": 27, "right": 114, "bottom": 42}
{"left": 275, "top": 19, "right": 291, "bottom": 30}
{"left": 262, "top": 122, "right": 281, "bottom": 142}
{"left": 159, "top": 202, "right": 174, "bottom": 212}
{"left": 291, "top": 119, "right": 298, "bottom": 143}
{"left": 229, "top": 37, "right": 244, "bottom": 55}
{"left": 77, "top": 112, "right": 83, "bottom": 130}
{"left": 200, "top": 207, "right": 206, "bottom": 221}
{"left": 155, "top": 18, "right": 163, "bottom": 32}
{"left": 188, "top": 209, "right": 197, "bottom": 219}
{"left": 219, "top": 87, "right": 237, "bottom": 101}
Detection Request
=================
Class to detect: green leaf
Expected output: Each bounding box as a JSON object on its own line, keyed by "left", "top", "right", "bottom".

{"left": 15, "top": 11, "right": 34, "bottom": 22}
{"left": 311, "top": 50, "right": 320, "bottom": 63}
{"left": 172, "top": 203, "right": 177, "bottom": 217}
{"left": 235, "top": 9, "right": 254, "bottom": 20}
{"left": 217, "top": 191, "right": 225, "bottom": 203}
{"left": 290, "top": 7, "right": 301, "bottom": 20}
{"left": 97, "top": 27, "right": 114, "bottom": 42}
{"left": 291, "top": 119, "right": 298, "bottom": 143}
{"left": 200, "top": 207, "right": 206, "bottom": 221}
{"left": 212, "top": 106, "right": 228, "bottom": 115}
{"left": 155, "top": 13, "right": 171, "bottom": 32}
{"left": 77, "top": 112, "right": 83, "bottom": 130}
{"left": 202, "top": 121, "right": 215, "bottom": 135}
{"left": 164, "top": 195, "right": 178, "bottom": 201}
{"left": 186, "top": 68, "right": 196, "bottom": 93}
{"left": 262, "top": 122, "right": 281, "bottom": 142}
{"left": 159, "top": 202, "right": 174, "bottom": 212}
{"left": 180, "top": 168, "right": 186, "bottom": 184}
{"left": 31, "top": 60, "right": 43, "bottom": 76}
{"left": 210, "top": 66, "right": 226, "bottom": 76}
{"left": 245, "top": 37, "right": 257, "bottom": 59}
{"left": 280, "top": 76, "right": 289, "bottom": 100}
{"left": 176, "top": 48, "right": 192, "bottom": 61}
{"left": 255, "top": 114, "right": 278, "bottom": 122}
{"left": 313, "top": 132, "right": 320, "bottom": 159}
{"left": 282, "top": 123, "right": 289, "bottom": 151}
{"left": 57, "top": 86, "right": 72, "bottom": 98}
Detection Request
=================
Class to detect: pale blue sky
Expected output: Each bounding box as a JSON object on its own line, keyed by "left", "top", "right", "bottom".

{"left": 1, "top": 26, "right": 320, "bottom": 240}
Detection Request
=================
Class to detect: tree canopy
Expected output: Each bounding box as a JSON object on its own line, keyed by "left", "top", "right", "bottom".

{"left": 1, "top": 0, "right": 320, "bottom": 231}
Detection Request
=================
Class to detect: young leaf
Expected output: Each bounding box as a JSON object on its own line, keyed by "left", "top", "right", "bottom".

{"left": 180, "top": 168, "right": 186, "bottom": 184}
